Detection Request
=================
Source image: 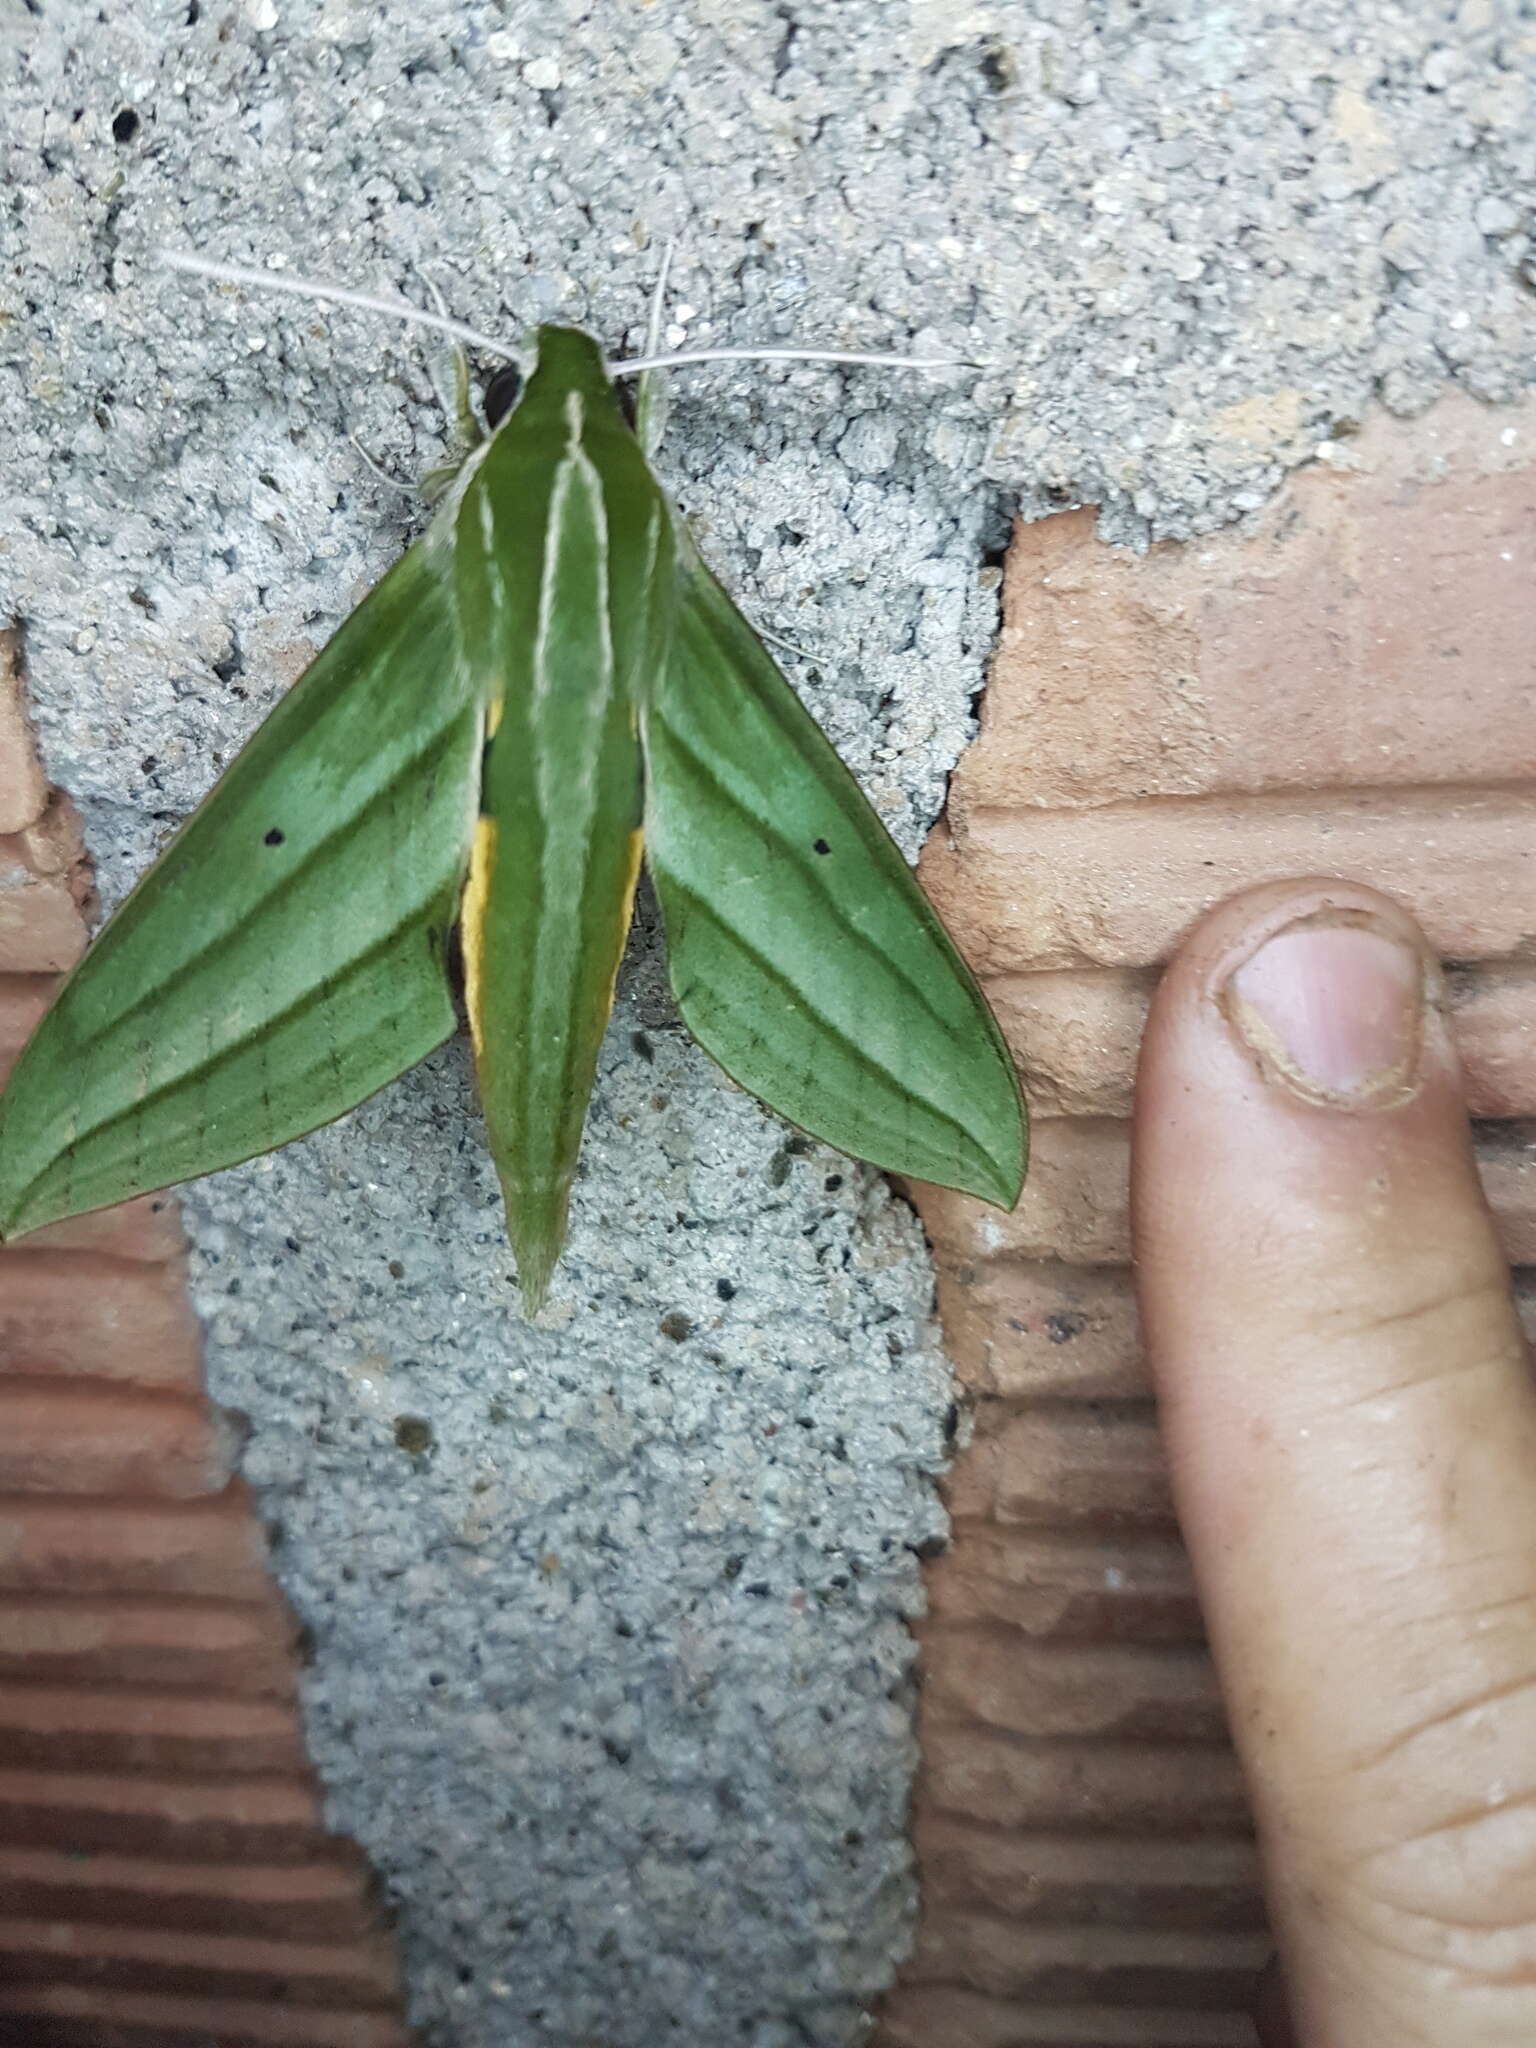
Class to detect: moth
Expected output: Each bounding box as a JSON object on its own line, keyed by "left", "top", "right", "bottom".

{"left": 0, "top": 261, "right": 1026, "bottom": 1310}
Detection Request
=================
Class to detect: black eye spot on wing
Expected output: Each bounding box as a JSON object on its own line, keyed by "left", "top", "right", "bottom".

{"left": 112, "top": 107, "right": 140, "bottom": 143}
{"left": 813, "top": 838, "right": 831, "bottom": 856}
{"left": 482, "top": 365, "right": 523, "bottom": 429}
{"left": 264, "top": 828, "right": 285, "bottom": 847}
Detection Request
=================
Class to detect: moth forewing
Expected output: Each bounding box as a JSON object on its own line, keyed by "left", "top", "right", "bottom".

{"left": 640, "top": 536, "right": 1026, "bottom": 1214}
{"left": 0, "top": 529, "right": 483, "bottom": 1244}
{"left": 451, "top": 328, "right": 677, "bottom": 1311}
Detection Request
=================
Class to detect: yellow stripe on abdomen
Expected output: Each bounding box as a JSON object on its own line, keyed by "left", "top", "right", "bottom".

{"left": 605, "top": 827, "right": 645, "bottom": 1014}
{"left": 460, "top": 815, "right": 498, "bottom": 1058}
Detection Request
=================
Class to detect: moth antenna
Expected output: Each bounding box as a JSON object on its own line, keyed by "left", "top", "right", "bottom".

{"left": 159, "top": 247, "right": 976, "bottom": 381}
{"left": 613, "top": 344, "right": 979, "bottom": 378}
{"left": 157, "top": 249, "right": 524, "bottom": 364}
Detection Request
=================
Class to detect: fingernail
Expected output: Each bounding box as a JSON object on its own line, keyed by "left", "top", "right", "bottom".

{"left": 1223, "top": 915, "right": 1427, "bottom": 1109}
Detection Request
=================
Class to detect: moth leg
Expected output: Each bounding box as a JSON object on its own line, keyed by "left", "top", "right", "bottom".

{"left": 417, "top": 274, "right": 484, "bottom": 444}
{"left": 439, "top": 343, "right": 483, "bottom": 450}
{"left": 349, "top": 433, "right": 417, "bottom": 496}
{"left": 341, "top": 275, "right": 483, "bottom": 502}
{"left": 413, "top": 347, "right": 484, "bottom": 502}
{"left": 751, "top": 616, "right": 816, "bottom": 667}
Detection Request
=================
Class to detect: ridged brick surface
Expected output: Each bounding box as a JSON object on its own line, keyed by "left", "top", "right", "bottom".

{"left": 0, "top": 634, "right": 409, "bottom": 2047}
{"left": 879, "top": 390, "right": 1536, "bottom": 2046}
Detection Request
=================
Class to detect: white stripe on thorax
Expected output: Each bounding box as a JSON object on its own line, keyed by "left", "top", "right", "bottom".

{"left": 533, "top": 391, "right": 615, "bottom": 826}
{"left": 532, "top": 389, "right": 586, "bottom": 705}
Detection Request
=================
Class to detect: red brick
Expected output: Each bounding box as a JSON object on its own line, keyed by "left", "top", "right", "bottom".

{"left": 0, "top": 1488, "right": 272, "bottom": 1599}
{"left": 961, "top": 394, "right": 1536, "bottom": 814}
{"left": 910, "top": 1821, "right": 1263, "bottom": 1930}
{"left": 0, "top": 1843, "right": 377, "bottom": 1945}
{"left": 876, "top": 1987, "right": 1259, "bottom": 2047}
{"left": 923, "top": 1119, "right": 1129, "bottom": 1267}
{"left": 946, "top": 1260, "right": 1536, "bottom": 1407}
{"left": 906, "top": 1914, "right": 1271, "bottom": 2008}
{"left": 1450, "top": 963, "right": 1536, "bottom": 1119}
{"left": 923, "top": 788, "right": 1536, "bottom": 977}
{"left": 992, "top": 961, "right": 1536, "bottom": 1125}
{"left": 988, "top": 970, "right": 1153, "bottom": 1122}
{"left": 0, "top": 1768, "right": 327, "bottom": 1860}
{"left": 0, "top": 868, "right": 89, "bottom": 973}
{"left": 925, "top": 1733, "right": 1250, "bottom": 1835}
{"left": 22, "top": 1196, "right": 186, "bottom": 1263}
{"left": 0, "top": 1252, "right": 204, "bottom": 1387}
{"left": 14, "top": 792, "right": 89, "bottom": 884}
{"left": 0, "top": 1595, "right": 297, "bottom": 1695}
{"left": 0, "top": 1386, "right": 233, "bottom": 1498}
{"left": 920, "top": 1634, "right": 1225, "bottom": 1744}
{"left": 923, "top": 1528, "right": 1201, "bottom": 1644}
{"left": 936, "top": 1264, "right": 1144, "bottom": 1401}
{"left": 926, "top": 1118, "right": 1536, "bottom": 1269}
{"left": 0, "top": 1984, "right": 411, "bottom": 2048}
{"left": 0, "top": 1684, "right": 306, "bottom": 1774}
{"left": 0, "top": 1917, "right": 399, "bottom": 2009}
{"left": 0, "top": 631, "right": 47, "bottom": 839}
{"left": 946, "top": 1407, "right": 1174, "bottom": 1531}
{"left": 0, "top": 974, "right": 53, "bottom": 1076}
{"left": 1475, "top": 1123, "right": 1536, "bottom": 1262}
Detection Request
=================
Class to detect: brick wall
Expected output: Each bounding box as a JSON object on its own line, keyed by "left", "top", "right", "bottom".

{"left": 879, "top": 393, "right": 1536, "bottom": 2047}
{"left": 0, "top": 630, "right": 410, "bottom": 2047}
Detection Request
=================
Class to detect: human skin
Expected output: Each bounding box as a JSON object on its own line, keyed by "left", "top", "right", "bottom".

{"left": 1132, "top": 879, "right": 1536, "bottom": 2047}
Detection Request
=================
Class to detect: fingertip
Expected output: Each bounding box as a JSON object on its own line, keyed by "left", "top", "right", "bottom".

{"left": 1132, "top": 876, "right": 1473, "bottom": 1379}
{"left": 1138, "top": 877, "right": 1447, "bottom": 1112}
{"left": 1131, "top": 876, "right": 1536, "bottom": 2046}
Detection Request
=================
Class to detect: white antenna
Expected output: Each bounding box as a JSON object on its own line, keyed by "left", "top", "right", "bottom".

{"left": 157, "top": 248, "right": 973, "bottom": 378}
{"left": 157, "top": 250, "right": 521, "bottom": 362}
{"left": 610, "top": 344, "right": 970, "bottom": 378}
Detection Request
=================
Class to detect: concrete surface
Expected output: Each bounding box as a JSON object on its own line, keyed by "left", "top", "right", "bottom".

{"left": 1, "top": 1, "right": 1533, "bottom": 2042}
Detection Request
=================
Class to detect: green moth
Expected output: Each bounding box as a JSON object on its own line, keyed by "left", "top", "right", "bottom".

{"left": 0, "top": 301, "right": 1025, "bottom": 1311}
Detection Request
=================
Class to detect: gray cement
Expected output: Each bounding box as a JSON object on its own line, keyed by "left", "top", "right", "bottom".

{"left": 2, "top": 1, "right": 1533, "bottom": 2041}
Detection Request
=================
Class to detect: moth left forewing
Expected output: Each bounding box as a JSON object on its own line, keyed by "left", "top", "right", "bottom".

{"left": 451, "top": 327, "right": 675, "bottom": 1310}
{"left": 0, "top": 524, "right": 483, "bottom": 1242}
{"left": 639, "top": 533, "right": 1026, "bottom": 1212}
